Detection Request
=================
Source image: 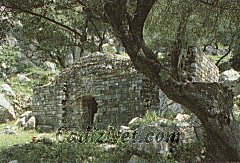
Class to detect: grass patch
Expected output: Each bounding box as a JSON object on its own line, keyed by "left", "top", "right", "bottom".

{"left": 0, "top": 121, "right": 200, "bottom": 162}
{"left": 0, "top": 126, "right": 131, "bottom": 162}
{"left": 207, "top": 53, "right": 232, "bottom": 64}
{"left": 8, "top": 76, "right": 33, "bottom": 96}
{"left": 0, "top": 122, "right": 54, "bottom": 152}
{"left": 0, "top": 141, "right": 131, "bottom": 162}
{"left": 0, "top": 129, "right": 37, "bottom": 151}
{"left": 0, "top": 123, "right": 37, "bottom": 151}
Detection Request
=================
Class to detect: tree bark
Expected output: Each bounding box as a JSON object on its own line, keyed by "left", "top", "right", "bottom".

{"left": 103, "top": 0, "right": 240, "bottom": 161}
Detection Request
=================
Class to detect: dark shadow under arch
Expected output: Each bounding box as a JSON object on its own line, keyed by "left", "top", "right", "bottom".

{"left": 82, "top": 96, "right": 98, "bottom": 129}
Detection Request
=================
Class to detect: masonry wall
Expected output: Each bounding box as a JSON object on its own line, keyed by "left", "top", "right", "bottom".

{"left": 65, "top": 53, "right": 159, "bottom": 129}
{"left": 32, "top": 53, "right": 159, "bottom": 131}
{"left": 32, "top": 81, "right": 65, "bottom": 131}
{"left": 65, "top": 73, "right": 159, "bottom": 130}
{"left": 184, "top": 47, "right": 219, "bottom": 82}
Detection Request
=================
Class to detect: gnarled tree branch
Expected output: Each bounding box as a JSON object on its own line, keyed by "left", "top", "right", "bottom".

{"left": 2, "top": 3, "right": 83, "bottom": 38}
{"left": 131, "top": 0, "right": 157, "bottom": 35}
{"left": 216, "top": 32, "right": 236, "bottom": 66}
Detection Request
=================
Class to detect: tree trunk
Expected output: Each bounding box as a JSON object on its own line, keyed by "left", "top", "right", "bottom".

{"left": 103, "top": 0, "right": 240, "bottom": 161}
{"left": 232, "top": 53, "right": 240, "bottom": 71}
{"left": 127, "top": 48, "right": 240, "bottom": 161}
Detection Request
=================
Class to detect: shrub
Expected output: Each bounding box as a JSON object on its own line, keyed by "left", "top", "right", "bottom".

{"left": 141, "top": 110, "right": 160, "bottom": 125}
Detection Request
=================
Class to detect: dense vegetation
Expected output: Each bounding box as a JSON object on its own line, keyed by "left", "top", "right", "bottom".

{"left": 0, "top": 0, "right": 240, "bottom": 68}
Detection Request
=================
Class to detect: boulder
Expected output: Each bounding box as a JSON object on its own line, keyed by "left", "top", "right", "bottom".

{"left": 128, "top": 120, "right": 178, "bottom": 157}
{"left": 8, "top": 160, "right": 18, "bottom": 163}
{"left": 205, "top": 45, "right": 228, "bottom": 56}
{"left": 205, "top": 46, "right": 218, "bottom": 56}
{"left": 99, "top": 144, "right": 117, "bottom": 151}
{"left": 43, "top": 61, "right": 57, "bottom": 72}
{"left": 158, "top": 89, "right": 184, "bottom": 118}
{"left": 16, "top": 53, "right": 36, "bottom": 67}
{"left": 176, "top": 122, "right": 201, "bottom": 143}
{"left": 175, "top": 113, "right": 191, "bottom": 122}
{"left": 128, "top": 117, "right": 142, "bottom": 129}
{"left": 128, "top": 155, "right": 147, "bottom": 163}
{"left": 1, "top": 126, "right": 17, "bottom": 134}
{"left": 0, "top": 62, "right": 10, "bottom": 79}
{"left": 102, "top": 43, "right": 117, "bottom": 53}
{"left": 119, "top": 125, "right": 130, "bottom": 133}
{"left": 22, "top": 96, "right": 32, "bottom": 109}
{"left": 0, "top": 84, "right": 15, "bottom": 96}
{"left": 36, "top": 137, "right": 53, "bottom": 145}
{"left": 128, "top": 118, "right": 203, "bottom": 158}
{"left": 17, "top": 111, "right": 32, "bottom": 127}
{"left": 219, "top": 69, "right": 240, "bottom": 96}
{"left": 219, "top": 69, "right": 240, "bottom": 81}
{"left": 0, "top": 94, "right": 16, "bottom": 123}
{"left": 65, "top": 52, "right": 74, "bottom": 67}
{"left": 24, "top": 116, "right": 36, "bottom": 130}
{"left": 17, "top": 74, "right": 31, "bottom": 84}
{"left": 20, "top": 111, "right": 32, "bottom": 119}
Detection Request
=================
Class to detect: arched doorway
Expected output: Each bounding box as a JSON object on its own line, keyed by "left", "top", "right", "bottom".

{"left": 82, "top": 96, "right": 98, "bottom": 129}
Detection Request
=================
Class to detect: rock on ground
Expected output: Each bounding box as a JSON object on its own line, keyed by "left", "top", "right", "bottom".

{"left": 17, "top": 74, "right": 31, "bottom": 84}
{"left": 128, "top": 155, "right": 147, "bottom": 163}
{"left": 0, "top": 94, "right": 16, "bottom": 123}
{"left": 8, "top": 160, "right": 18, "bottom": 163}
{"left": 17, "top": 111, "right": 32, "bottom": 127}
{"left": 43, "top": 61, "right": 57, "bottom": 72}
{"left": 128, "top": 117, "right": 142, "bottom": 129}
{"left": 0, "top": 84, "right": 15, "bottom": 96}
{"left": 128, "top": 117, "right": 203, "bottom": 158}
{"left": 219, "top": 69, "right": 240, "bottom": 96}
{"left": 175, "top": 113, "right": 191, "bottom": 122}
{"left": 24, "top": 116, "right": 36, "bottom": 130}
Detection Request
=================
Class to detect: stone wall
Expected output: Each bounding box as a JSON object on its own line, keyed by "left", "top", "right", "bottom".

{"left": 32, "top": 53, "right": 159, "bottom": 131}
{"left": 32, "top": 48, "right": 219, "bottom": 132}
{"left": 32, "top": 73, "right": 68, "bottom": 131}
{"left": 183, "top": 47, "right": 219, "bottom": 82}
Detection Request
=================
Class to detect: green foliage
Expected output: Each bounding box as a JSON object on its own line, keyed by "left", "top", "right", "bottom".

{"left": 0, "top": 123, "right": 39, "bottom": 151}
{"left": 144, "top": 0, "right": 240, "bottom": 53}
{"left": 6, "top": 67, "right": 56, "bottom": 96}
{"left": 1, "top": 0, "right": 113, "bottom": 67}
{"left": 141, "top": 110, "right": 160, "bottom": 125}
{"left": 207, "top": 55, "right": 221, "bottom": 63}
{"left": 2, "top": 0, "right": 240, "bottom": 67}
{"left": 0, "top": 79, "right": 5, "bottom": 85}
{"left": 0, "top": 141, "right": 132, "bottom": 162}
{"left": 8, "top": 76, "right": 33, "bottom": 96}
{"left": 0, "top": 127, "right": 131, "bottom": 162}
{"left": 24, "top": 67, "right": 58, "bottom": 86}
{"left": 0, "top": 44, "right": 19, "bottom": 65}
{"left": 164, "top": 111, "right": 178, "bottom": 120}
{"left": 0, "top": 122, "right": 204, "bottom": 162}
{"left": 173, "top": 142, "right": 204, "bottom": 162}
{"left": 5, "top": 66, "right": 57, "bottom": 96}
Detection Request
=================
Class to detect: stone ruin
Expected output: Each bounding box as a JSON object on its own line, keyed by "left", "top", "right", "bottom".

{"left": 32, "top": 47, "right": 219, "bottom": 132}
{"left": 182, "top": 46, "right": 219, "bottom": 82}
